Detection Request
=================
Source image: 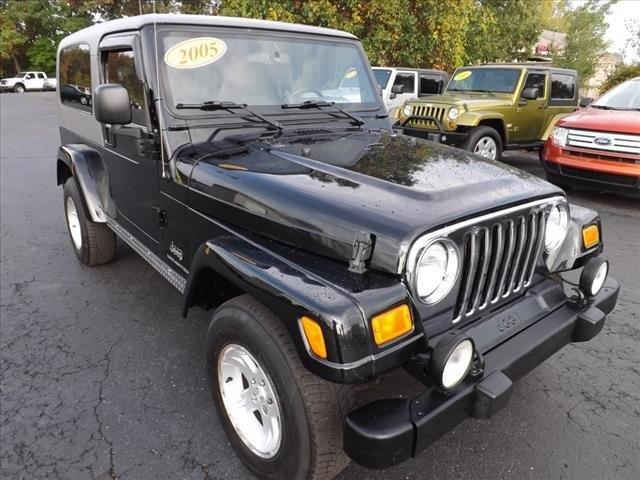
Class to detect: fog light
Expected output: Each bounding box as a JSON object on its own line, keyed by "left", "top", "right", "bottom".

{"left": 431, "top": 332, "right": 475, "bottom": 391}
{"left": 579, "top": 258, "right": 608, "bottom": 297}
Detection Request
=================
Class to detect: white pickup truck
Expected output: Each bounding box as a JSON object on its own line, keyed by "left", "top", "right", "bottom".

{"left": 0, "top": 71, "right": 57, "bottom": 93}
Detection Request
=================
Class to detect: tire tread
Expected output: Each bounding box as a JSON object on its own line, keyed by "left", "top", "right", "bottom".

{"left": 218, "top": 295, "right": 355, "bottom": 480}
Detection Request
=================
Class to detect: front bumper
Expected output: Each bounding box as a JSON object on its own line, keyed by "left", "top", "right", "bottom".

{"left": 543, "top": 141, "right": 640, "bottom": 196}
{"left": 344, "top": 277, "right": 619, "bottom": 469}
{"left": 393, "top": 116, "right": 468, "bottom": 146}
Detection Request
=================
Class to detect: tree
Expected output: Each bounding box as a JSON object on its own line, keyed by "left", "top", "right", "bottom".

{"left": 0, "top": 0, "right": 93, "bottom": 76}
{"left": 221, "top": 0, "right": 542, "bottom": 71}
{"left": 549, "top": 0, "right": 616, "bottom": 87}
{"left": 465, "top": 0, "right": 543, "bottom": 65}
{"left": 625, "top": 18, "right": 640, "bottom": 60}
{"left": 598, "top": 63, "right": 640, "bottom": 93}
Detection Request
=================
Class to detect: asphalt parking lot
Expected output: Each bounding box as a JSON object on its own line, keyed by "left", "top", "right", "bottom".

{"left": 1, "top": 92, "right": 639, "bottom": 480}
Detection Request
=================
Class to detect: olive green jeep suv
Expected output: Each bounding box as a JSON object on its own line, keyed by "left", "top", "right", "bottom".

{"left": 395, "top": 64, "right": 582, "bottom": 161}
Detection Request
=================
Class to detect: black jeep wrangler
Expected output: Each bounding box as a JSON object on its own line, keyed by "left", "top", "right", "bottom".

{"left": 56, "top": 14, "right": 619, "bottom": 480}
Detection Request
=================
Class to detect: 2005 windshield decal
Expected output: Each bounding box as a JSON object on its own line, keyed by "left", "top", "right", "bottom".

{"left": 164, "top": 37, "right": 227, "bottom": 69}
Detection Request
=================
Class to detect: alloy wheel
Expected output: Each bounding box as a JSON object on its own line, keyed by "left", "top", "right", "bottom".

{"left": 218, "top": 344, "right": 282, "bottom": 459}
{"left": 473, "top": 136, "right": 497, "bottom": 160}
{"left": 65, "top": 196, "right": 82, "bottom": 249}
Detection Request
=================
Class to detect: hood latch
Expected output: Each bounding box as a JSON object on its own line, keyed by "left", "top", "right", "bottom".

{"left": 349, "top": 231, "right": 373, "bottom": 274}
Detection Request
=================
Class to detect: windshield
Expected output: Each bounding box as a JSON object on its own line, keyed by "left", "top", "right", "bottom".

{"left": 160, "top": 29, "right": 378, "bottom": 111}
{"left": 373, "top": 69, "right": 392, "bottom": 89}
{"left": 592, "top": 78, "right": 640, "bottom": 110}
{"left": 447, "top": 68, "right": 521, "bottom": 94}
{"left": 17, "top": 72, "right": 28, "bottom": 77}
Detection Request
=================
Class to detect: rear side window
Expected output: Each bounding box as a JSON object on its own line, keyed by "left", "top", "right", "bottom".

{"left": 551, "top": 73, "right": 575, "bottom": 99}
{"left": 59, "top": 44, "right": 92, "bottom": 113}
{"left": 420, "top": 73, "right": 445, "bottom": 95}
{"left": 393, "top": 73, "right": 415, "bottom": 94}
{"left": 37, "top": 73, "right": 45, "bottom": 79}
{"left": 104, "top": 50, "right": 146, "bottom": 126}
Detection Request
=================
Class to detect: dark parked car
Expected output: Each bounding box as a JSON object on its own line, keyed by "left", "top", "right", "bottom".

{"left": 55, "top": 14, "right": 619, "bottom": 480}
{"left": 59, "top": 84, "right": 92, "bottom": 108}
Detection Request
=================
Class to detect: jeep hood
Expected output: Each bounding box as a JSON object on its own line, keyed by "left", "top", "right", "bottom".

{"left": 557, "top": 107, "right": 640, "bottom": 135}
{"left": 181, "top": 130, "right": 560, "bottom": 274}
{"left": 413, "top": 92, "right": 513, "bottom": 109}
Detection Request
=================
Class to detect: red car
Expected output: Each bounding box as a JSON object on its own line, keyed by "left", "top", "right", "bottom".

{"left": 542, "top": 77, "right": 640, "bottom": 197}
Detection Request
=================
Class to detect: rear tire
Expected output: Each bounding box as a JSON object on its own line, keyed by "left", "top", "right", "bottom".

{"left": 463, "top": 126, "right": 503, "bottom": 161}
{"left": 63, "top": 178, "right": 116, "bottom": 266}
{"left": 207, "top": 295, "right": 353, "bottom": 480}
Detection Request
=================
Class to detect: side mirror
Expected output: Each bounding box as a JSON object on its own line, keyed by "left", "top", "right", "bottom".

{"left": 391, "top": 84, "right": 405, "bottom": 95}
{"left": 579, "top": 97, "right": 593, "bottom": 108}
{"left": 94, "top": 84, "right": 131, "bottom": 125}
{"left": 521, "top": 87, "right": 539, "bottom": 100}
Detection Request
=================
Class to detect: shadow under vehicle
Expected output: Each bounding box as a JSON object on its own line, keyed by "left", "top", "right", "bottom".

{"left": 55, "top": 14, "right": 619, "bottom": 480}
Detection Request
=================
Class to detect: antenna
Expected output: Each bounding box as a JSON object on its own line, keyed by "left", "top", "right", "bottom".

{"left": 152, "top": 0, "right": 168, "bottom": 179}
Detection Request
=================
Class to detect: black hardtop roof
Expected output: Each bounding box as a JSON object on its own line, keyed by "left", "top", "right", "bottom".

{"left": 58, "top": 13, "right": 357, "bottom": 51}
{"left": 458, "top": 63, "right": 577, "bottom": 75}
{"left": 372, "top": 66, "right": 448, "bottom": 75}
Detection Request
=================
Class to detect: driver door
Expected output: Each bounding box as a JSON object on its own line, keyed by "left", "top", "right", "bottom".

{"left": 99, "top": 35, "right": 161, "bottom": 248}
{"left": 389, "top": 71, "right": 416, "bottom": 111}
{"left": 514, "top": 71, "right": 547, "bottom": 142}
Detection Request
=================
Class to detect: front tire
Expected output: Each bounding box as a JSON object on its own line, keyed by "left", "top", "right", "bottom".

{"left": 63, "top": 178, "right": 116, "bottom": 266}
{"left": 207, "top": 295, "right": 352, "bottom": 480}
{"left": 463, "top": 126, "right": 503, "bottom": 161}
{"left": 13, "top": 83, "right": 25, "bottom": 93}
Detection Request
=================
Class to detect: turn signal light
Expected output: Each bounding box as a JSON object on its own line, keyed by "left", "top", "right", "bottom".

{"left": 582, "top": 224, "right": 600, "bottom": 249}
{"left": 371, "top": 304, "right": 413, "bottom": 346}
{"left": 301, "top": 316, "right": 327, "bottom": 359}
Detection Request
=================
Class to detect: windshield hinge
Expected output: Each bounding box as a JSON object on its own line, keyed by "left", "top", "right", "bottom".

{"left": 349, "top": 231, "right": 373, "bottom": 274}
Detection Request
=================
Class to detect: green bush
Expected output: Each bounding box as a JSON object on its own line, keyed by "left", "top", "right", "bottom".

{"left": 599, "top": 64, "right": 640, "bottom": 94}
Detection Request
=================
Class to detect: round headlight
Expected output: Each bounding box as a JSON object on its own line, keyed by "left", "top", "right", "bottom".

{"left": 580, "top": 258, "right": 608, "bottom": 297}
{"left": 403, "top": 104, "right": 413, "bottom": 117}
{"left": 544, "top": 203, "right": 569, "bottom": 252}
{"left": 431, "top": 332, "right": 475, "bottom": 391}
{"left": 448, "top": 106, "right": 459, "bottom": 121}
{"left": 415, "top": 239, "right": 459, "bottom": 304}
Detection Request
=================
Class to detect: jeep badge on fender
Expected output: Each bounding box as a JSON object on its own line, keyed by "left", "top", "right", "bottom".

{"left": 56, "top": 14, "right": 619, "bottom": 480}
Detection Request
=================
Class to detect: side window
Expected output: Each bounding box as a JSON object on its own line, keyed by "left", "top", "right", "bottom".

{"left": 551, "top": 73, "right": 575, "bottom": 99}
{"left": 393, "top": 73, "right": 415, "bottom": 94}
{"left": 420, "top": 73, "right": 445, "bottom": 95}
{"left": 59, "top": 44, "right": 92, "bottom": 113}
{"left": 37, "top": 73, "right": 45, "bottom": 79}
{"left": 25, "top": 73, "right": 35, "bottom": 79}
{"left": 104, "top": 49, "right": 146, "bottom": 126}
{"left": 523, "top": 73, "right": 546, "bottom": 98}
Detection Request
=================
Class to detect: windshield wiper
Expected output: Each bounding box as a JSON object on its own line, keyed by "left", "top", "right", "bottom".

{"left": 281, "top": 100, "right": 365, "bottom": 126}
{"left": 176, "top": 101, "right": 283, "bottom": 131}
{"left": 590, "top": 104, "right": 619, "bottom": 110}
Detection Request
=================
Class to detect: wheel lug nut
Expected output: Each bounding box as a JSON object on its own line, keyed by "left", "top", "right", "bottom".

{"left": 267, "top": 398, "right": 273, "bottom": 405}
{"left": 251, "top": 378, "right": 256, "bottom": 385}
{"left": 259, "top": 380, "right": 265, "bottom": 387}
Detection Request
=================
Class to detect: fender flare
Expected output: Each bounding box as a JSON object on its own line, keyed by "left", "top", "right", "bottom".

{"left": 183, "top": 234, "right": 377, "bottom": 382}
{"left": 546, "top": 204, "right": 603, "bottom": 272}
{"left": 541, "top": 113, "right": 571, "bottom": 141}
{"left": 57, "top": 145, "right": 115, "bottom": 222}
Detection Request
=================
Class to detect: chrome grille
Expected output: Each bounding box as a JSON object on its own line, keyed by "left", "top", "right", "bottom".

{"left": 566, "top": 128, "right": 640, "bottom": 156}
{"left": 453, "top": 210, "right": 546, "bottom": 323}
{"left": 410, "top": 104, "right": 446, "bottom": 128}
